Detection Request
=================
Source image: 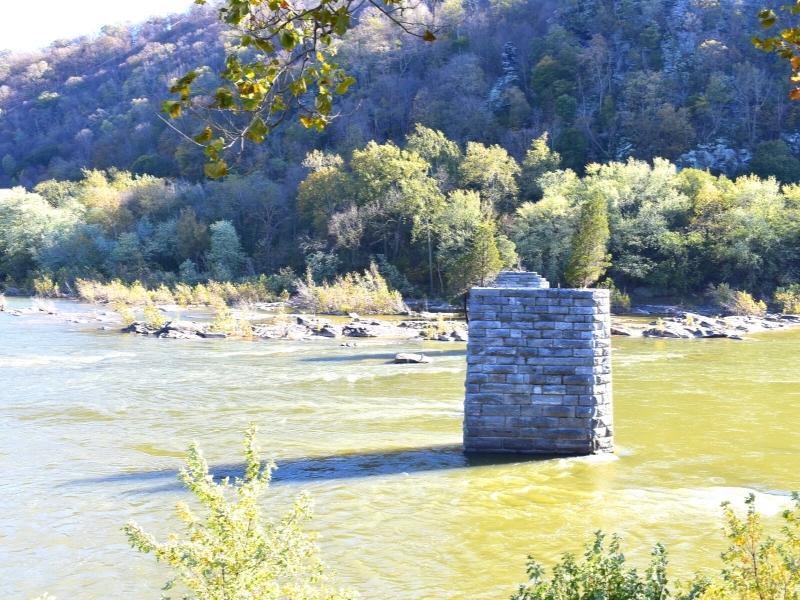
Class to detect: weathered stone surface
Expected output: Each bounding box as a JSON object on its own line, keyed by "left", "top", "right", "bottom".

{"left": 394, "top": 353, "right": 431, "bottom": 364}
{"left": 464, "top": 271, "right": 613, "bottom": 455}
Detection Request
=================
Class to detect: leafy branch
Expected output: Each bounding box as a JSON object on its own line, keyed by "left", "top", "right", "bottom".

{"left": 164, "top": 0, "right": 437, "bottom": 178}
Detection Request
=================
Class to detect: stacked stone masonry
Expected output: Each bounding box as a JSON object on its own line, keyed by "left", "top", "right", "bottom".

{"left": 464, "top": 271, "right": 613, "bottom": 455}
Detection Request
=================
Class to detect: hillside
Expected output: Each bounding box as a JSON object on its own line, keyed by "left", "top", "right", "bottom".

{"left": 1, "top": 0, "right": 798, "bottom": 187}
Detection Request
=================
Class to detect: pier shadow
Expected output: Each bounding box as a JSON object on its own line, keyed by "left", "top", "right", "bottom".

{"left": 66, "top": 444, "right": 554, "bottom": 495}
{"left": 300, "top": 349, "right": 466, "bottom": 363}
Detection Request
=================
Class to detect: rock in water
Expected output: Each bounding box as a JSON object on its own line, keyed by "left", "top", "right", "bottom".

{"left": 394, "top": 353, "right": 431, "bottom": 364}
{"left": 611, "top": 325, "right": 633, "bottom": 336}
{"left": 342, "top": 324, "right": 378, "bottom": 337}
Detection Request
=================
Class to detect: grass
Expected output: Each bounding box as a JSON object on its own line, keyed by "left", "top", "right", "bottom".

{"left": 295, "top": 263, "right": 406, "bottom": 315}
{"left": 76, "top": 276, "right": 279, "bottom": 308}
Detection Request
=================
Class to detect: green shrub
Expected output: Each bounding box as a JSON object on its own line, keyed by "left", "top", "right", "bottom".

{"left": 598, "top": 278, "right": 631, "bottom": 312}
{"left": 511, "top": 494, "right": 800, "bottom": 599}
{"left": 511, "top": 532, "right": 669, "bottom": 600}
{"left": 142, "top": 304, "right": 166, "bottom": 330}
{"left": 32, "top": 273, "right": 59, "bottom": 297}
{"left": 774, "top": 283, "right": 800, "bottom": 314}
{"left": 707, "top": 283, "right": 767, "bottom": 316}
{"left": 123, "top": 426, "right": 352, "bottom": 600}
{"left": 208, "top": 299, "right": 253, "bottom": 337}
{"left": 111, "top": 300, "right": 135, "bottom": 326}
{"left": 296, "top": 262, "right": 407, "bottom": 314}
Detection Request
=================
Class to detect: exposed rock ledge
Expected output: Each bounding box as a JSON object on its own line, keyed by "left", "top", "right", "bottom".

{"left": 611, "top": 312, "right": 800, "bottom": 340}
{"left": 120, "top": 314, "right": 469, "bottom": 342}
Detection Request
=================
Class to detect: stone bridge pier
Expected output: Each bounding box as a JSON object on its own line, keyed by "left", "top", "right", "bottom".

{"left": 464, "top": 271, "right": 613, "bottom": 455}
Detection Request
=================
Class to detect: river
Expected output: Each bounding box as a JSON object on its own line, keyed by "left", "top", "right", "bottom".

{"left": 1, "top": 297, "right": 799, "bottom": 598}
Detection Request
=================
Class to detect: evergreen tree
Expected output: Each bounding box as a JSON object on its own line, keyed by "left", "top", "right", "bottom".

{"left": 564, "top": 192, "right": 611, "bottom": 288}
{"left": 207, "top": 220, "right": 245, "bottom": 281}
{"left": 452, "top": 219, "right": 503, "bottom": 294}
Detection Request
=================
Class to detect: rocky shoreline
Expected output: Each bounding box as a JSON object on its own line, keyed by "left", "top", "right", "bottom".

{"left": 2, "top": 298, "right": 799, "bottom": 343}
{"left": 610, "top": 309, "right": 800, "bottom": 340}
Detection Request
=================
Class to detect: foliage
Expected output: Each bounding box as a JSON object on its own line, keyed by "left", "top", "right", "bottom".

{"left": 208, "top": 299, "right": 254, "bottom": 337}
{"left": 295, "top": 263, "right": 406, "bottom": 314}
{"left": 143, "top": 304, "right": 167, "bottom": 330}
{"left": 207, "top": 220, "right": 245, "bottom": 282}
{"left": 774, "top": 283, "right": 800, "bottom": 313}
{"left": 111, "top": 300, "right": 136, "bottom": 326}
{"left": 755, "top": 3, "right": 800, "bottom": 100}
{"left": 32, "top": 273, "right": 59, "bottom": 297}
{"left": 163, "top": 0, "right": 435, "bottom": 177}
{"left": 707, "top": 283, "right": 768, "bottom": 316}
{"left": 4, "top": 139, "right": 800, "bottom": 304}
{"left": 564, "top": 193, "right": 611, "bottom": 288}
{"left": 75, "top": 278, "right": 277, "bottom": 307}
{"left": 449, "top": 219, "right": 504, "bottom": 294}
{"left": 511, "top": 532, "right": 670, "bottom": 600}
{"left": 460, "top": 142, "right": 521, "bottom": 212}
{"left": 520, "top": 133, "right": 561, "bottom": 201}
{"left": 696, "top": 493, "right": 800, "bottom": 599}
{"left": 123, "top": 425, "right": 352, "bottom": 599}
{"left": 598, "top": 278, "right": 631, "bottom": 313}
{"left": 512, "top": 494, "right": 800, "bottom": 599}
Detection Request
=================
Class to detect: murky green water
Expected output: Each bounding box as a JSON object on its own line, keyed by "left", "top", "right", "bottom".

{"left": 2, "top": 298, "right": 799, "bottom": 599}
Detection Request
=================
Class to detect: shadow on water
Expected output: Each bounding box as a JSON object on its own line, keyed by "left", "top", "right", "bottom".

{"left": 300, "top": 349, "right": 466, "bottom": 363}
{"left": 66, "top": 444, "right": 553, "bottom": 494}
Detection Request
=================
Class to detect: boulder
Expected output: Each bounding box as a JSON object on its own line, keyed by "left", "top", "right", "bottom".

{"left": 611, "top": 325, "right": 634, "bottom": 336}
{"left": 162, "top": 320, "right": 204, "bottom": 334}
{"left": 314, "top": 324, "right": 340, "bottom": 338}
{"left": 452, "top": 330, "right": 468, "bottom": 342}
{"left": 394, "top": 353, "right": 431, "bottom": 364}
{"left": 342, "top": 324, "right": 379, "bottom": 337}
{"left": 121, "top": 322, "right": 155, "bottom": 335}
{"left": 643, "top": 324, "right": 693, "bottom": 339}
{"left": 199, "top": 331, "right": 227, "bottom": 339}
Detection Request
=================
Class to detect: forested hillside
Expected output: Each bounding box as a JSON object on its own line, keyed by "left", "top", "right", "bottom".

{"left": 2, "top": 0, "right": 798, "bottom": 186}
{"left": 2, "top": 0, "right": 800, "bottom": 302}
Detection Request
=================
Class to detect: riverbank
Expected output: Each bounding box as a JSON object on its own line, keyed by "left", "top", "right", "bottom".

{"left": 3, "top": 296, "right": 800, "bottom": 344}
{"left": 0, "top": 298, "right": 469, "bottom": 343}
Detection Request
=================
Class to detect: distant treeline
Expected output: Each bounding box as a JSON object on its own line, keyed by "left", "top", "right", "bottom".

{"left": 2, "top": 127, "right": 800, "bottom": 304}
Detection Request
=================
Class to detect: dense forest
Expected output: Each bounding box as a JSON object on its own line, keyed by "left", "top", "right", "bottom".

{"left": 2, "top": 0, "right": 800, "bottom": 302}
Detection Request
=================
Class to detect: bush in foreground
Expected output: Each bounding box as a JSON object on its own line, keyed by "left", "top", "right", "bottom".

{"left": 512, "top": 493, "right": 800, "bottom": 599}
{"left": 123, "top": 425, "right": 352, "bottom": 600}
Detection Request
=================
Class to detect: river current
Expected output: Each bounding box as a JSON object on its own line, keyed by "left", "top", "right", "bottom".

{"left": 1, "top": 298, "right": 799, "bottom": 598}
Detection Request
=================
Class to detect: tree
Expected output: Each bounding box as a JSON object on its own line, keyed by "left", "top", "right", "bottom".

{"left": 207, "top": 220, "right": 245, "bottom": 281}
{"left": 405, "top": 124, "right": 462, "bottom": 189}
{"left": 163, "top": 0, "right": 436, "bottom": 177}
{"left": 512, "top": 197, "right": 578, "bottom": 284}
{"left": 176, "top": 208, "right": 210, "bottom": 264}
{"left": 564, "top": 192, "right": 611, "bottom": 288}
{"left": 459, "top": 142, "right": 521, "bottom": 213}
{"left": 108, "top": 232, "right": 147, "bottom": 280}
{"left": 124, "top": 425, "right": 351, "bottom": 599}
{"left": 451, "top": 219, "right": 503, "bottom": 294}
{"left": 750, "top": 140, "right": 800, "bottom": 183}
{"left": 520, "top": 133, "right": 561, "bottom": 200}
